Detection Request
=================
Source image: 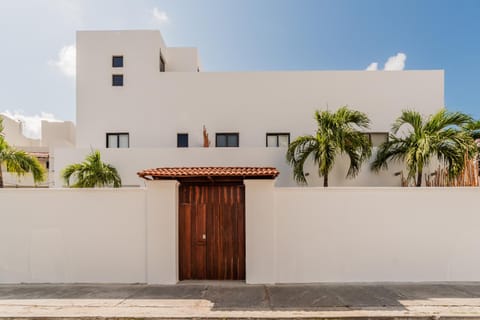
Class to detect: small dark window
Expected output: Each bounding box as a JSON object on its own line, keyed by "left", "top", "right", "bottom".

{"left": 112, "top": 74, "right": 124, "bottom": 86}
{"left": 177, "top": 133, "right": 188, "bottom": 148}
{"left": 160, "top": 53, "right": 165, "bottom": 72}
{"left": 216, "top": 133, "right": 239, "bottom": 148}
{"left": 106, "top": 133, "right": 129, "bottom": 148}
{"left": 266, "top": 133, "right": 290, "bottom": 147}
{"left": 112, "top": 56, "right": 123, "bottom": 68}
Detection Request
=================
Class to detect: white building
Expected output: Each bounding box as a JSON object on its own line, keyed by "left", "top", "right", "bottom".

{"left": 1, "top": 114, "right": 75, "bottom": 187}
{"left": 54, "top": 29, "right": 444, "bottom": 187}
{"left": 5, "top": 30, "right": 480, "bottom": 285}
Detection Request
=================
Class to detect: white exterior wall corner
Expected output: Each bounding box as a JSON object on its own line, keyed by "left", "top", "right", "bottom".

{"left": 165, "top": 47, "right": 200, "bottom": 72}
{"left": 41, "top": 120, "right": 76, "bottom": 148}
{"left": 145, "top": 180, "right": 178, "bottom": 284}
{"left": 244, "top": 179, "right": 276, "bottom": 284}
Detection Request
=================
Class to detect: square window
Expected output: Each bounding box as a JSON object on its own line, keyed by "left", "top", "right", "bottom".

{"left": 267, "top": 135, "right": 277, "bottom": 147}
{"left": 106, "top": 133, "right": 129, "bottom": 148}
{"left": 216, "top": 133, "right": 239, "bottom": 147}
{"left": 177, "top": 133, "right": 188, "bottom": 148}
{"left": 266, "top": 133, "right": 290, "bottom": 147}
{"left": 216, "top": 134, "right": 227, "bottom": 147}
{"left": 107, "top": 134, "right": 118, "bottom": 148}
{"left": 112, "top": 56, "right": 124, "bottom": 68}
{"left": 112, "top": 74, "right": 124, "bottom": 86}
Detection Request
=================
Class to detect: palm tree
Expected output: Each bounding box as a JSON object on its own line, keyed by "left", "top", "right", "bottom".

{"left": 462, "top": 119, "right": 480, "bottom": 150}
{"left": 371, "top": 109, "right": 476, "bottom": 187}
{"left": 62, "top": 150, "right": 121, "bottom": 188}
{"left": 0, "top": 117, "right": 45, "bottom": 188}
{"left": 286, "top": 106, "right": 372, "bottom": 187}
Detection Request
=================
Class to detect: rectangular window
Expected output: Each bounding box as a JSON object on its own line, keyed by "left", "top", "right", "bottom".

{"left": 216, "top": 133, "right": 239, "bottom": 148}
{"left": 365, "top": 132, "right": 389, "bottom": 147}
{"left": 112, "top": 56, "right": 124, "bottom": 68}
{"left": 112, "top": 74, "right": 124, "bottom": 86}
{"left": 106, "top": 133, "right": 129, "bottom": 148}
{"left": 160, "top": 53, "right": 165, "bottom": 72}
{"left": 266, "top": 133, "right": 290, "bottom": 147}
{"left": 177, "top": 133, "right": 188, "bottom": 148}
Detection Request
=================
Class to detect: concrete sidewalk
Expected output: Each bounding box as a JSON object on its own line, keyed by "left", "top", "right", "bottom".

{"left": 1, "top": 282, "right": 480, "bottom": 319}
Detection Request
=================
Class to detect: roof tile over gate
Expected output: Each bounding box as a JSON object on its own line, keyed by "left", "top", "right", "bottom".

{"left": 137, "top": 167, "right": 279, "bottom": 180}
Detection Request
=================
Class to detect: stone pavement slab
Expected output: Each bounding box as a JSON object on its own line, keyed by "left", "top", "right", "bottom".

{"left": 0, "top": 282, "right": 480, "bottom": 318}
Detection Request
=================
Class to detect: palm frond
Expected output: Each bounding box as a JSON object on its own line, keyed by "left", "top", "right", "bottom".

{"left": 61, "top": 150, "right": 122, "bottom": 188}
{"left": 287, "top": 107, "right": 372, "bottom": 186}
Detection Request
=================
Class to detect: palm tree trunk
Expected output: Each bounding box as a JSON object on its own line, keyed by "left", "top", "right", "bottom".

{"left": 416, "top": 169, "right": 423, "bottom": 187}
{"left": 0, "top": 165, "right": 3, "bottom": 188}
{"left": 323, "top": 174, "right": 328, "bottom": 187}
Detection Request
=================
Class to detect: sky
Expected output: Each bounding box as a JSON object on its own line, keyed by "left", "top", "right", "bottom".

{"left": 1, "top": 0, "right": 480, "bottom": 138}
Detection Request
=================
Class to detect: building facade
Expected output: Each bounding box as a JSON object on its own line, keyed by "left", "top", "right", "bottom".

{"left": 1, "top": 114, "right": 75, "bottom": 187}
{"left": 57, "top": 30, "right": 445, "bottom": 187}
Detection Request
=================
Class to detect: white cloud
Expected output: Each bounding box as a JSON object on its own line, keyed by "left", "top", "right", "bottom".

{"left": 365, "top": 52, "right": 407, "bottom": 71}
{"left": 384, "top": 52, "right": 407, "bottom": 71}
{"left": 365, "top": 62, "right": 378, "bottom": 71}
{"left": 152, "top": 7, "right": 169, "bottom": 24}
{"left": 49, "top": 44, "right": 76, "bottom": 78}
{"left": 1, "top": 110, "right": 61, "bottom": 139}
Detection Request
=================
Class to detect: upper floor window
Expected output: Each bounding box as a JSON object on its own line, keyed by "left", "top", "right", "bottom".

{"left": 177, "top": 133, "right": 188, "bottom": 148}
{"left": 160, "top": 53, "right": 165, "bottom": 72}
{"left": 365, "top": 132, "right": 389, "bottom": 147}
{"left": 266, "top": 133, "right": 290, "bottom": 147}
{"left": 112, "top": 74, "right": 124, "bottom": 86}
{"left": 107, "top": 133, "right": 129, "bottom": 148}
{"left": 112, "top": 56, "right": 124, "bottom": 68}
{"left": 216, "top": 133, "right": 239, "bottom": 148}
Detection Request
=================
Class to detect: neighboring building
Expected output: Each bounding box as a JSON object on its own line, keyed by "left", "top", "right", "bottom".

{"left": 54, "top": 30, "right": 444, "bottom": 187}
{"left": 1, "top": 114, "right": 75, "bottom": 187}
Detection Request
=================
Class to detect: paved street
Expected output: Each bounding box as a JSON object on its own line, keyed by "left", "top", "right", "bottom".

{"left": 1, "top": 282, "right": 480, "bottom": 318}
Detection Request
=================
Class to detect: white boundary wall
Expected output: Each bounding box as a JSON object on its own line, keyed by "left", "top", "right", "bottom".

{"left": 271, "top": 186, "right": 480, "bottom": 283}
{"left": 1, "top": 185, "right": 480, "bottom": 284}
{"left": 0, "top": 188, "right": 147, "bottom": 283}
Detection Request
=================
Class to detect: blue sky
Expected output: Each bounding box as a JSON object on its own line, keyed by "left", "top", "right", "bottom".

{"left": 1, "top": 0, "right": 479, "bottom": 137}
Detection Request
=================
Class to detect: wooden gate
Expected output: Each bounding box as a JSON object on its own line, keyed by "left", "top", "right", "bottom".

{"left": 178, "top": 182, "right": 245, "bottom": 280}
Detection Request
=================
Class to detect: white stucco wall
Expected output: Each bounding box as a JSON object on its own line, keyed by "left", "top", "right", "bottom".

{"left": 41, "top": 120, "right": 76, "bottom": 148}
{"left": 76, "top": 30, "right": 444, "bottom": 150}
{"left": 273, "top": 187, "right": 480, "bottom": 283}
{"left": 0, "top": 188, "right": 146, "bottom": 283}
{"left": 0, "top": 115, "right": 40, "bottom": 147}
{"left": 53, "top": 147, "right": 411, "bottom": 188}
{"left": 245, "top": 180, "right": 276, "bottom": 284}
{"left": 1, "top": 185, "right": 480, "bottom": 284}
{"left": 165, "top": 47, "right": 200, "bottom": 72}
{"left": 145, "top": 180, "right": 178, "bottom": 284}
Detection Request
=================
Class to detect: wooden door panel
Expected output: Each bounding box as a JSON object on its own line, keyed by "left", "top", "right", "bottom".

{"left": 192, "top": 204, "right": 206, "bottom": 279}
{"left": 179, "top": 202, "right": 207, "bottom": 280}
{"left": 178, "top": 204, "right": 192, "bottom": 280}
{"left": 179, "top": 183, "right": 245, "bottom": 281}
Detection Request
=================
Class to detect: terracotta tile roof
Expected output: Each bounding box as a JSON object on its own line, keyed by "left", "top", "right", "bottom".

{"left": 138, "top": 167, "right": 279, "bottom": 180}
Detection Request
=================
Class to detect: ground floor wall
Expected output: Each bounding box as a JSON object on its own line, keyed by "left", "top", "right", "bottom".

{"left": 0, "top": 188, "right": 147, "bottom": 283}
{"left": 271, "top": 186, "right": 480, "bottom": 282}
{"left": 0, "top": 184, "right": 479, "bottom": 284}
{"left": 53, "top": 147, "right": 408, "bottom": 188}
